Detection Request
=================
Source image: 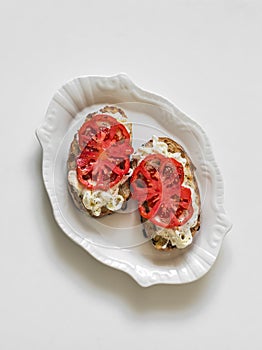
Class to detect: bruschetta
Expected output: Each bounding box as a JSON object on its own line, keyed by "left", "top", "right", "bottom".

{"left": 130, "top": 135, "right": 200, "bottom": 250}
{"left": 67, "top": 106, "right": 133, "bottom": 217}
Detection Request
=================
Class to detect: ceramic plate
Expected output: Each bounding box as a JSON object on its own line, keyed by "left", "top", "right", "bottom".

{"left": 36, "top": 74, "right": 231, "bottom": 287}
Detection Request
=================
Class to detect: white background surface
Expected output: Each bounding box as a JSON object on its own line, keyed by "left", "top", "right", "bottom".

{"left": 1, "top": 1, "right": 261, "bottom": 349}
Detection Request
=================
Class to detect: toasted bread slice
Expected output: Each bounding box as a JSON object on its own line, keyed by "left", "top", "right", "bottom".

{"left": 67, "top": 105, "right": 132, "bottom": 218}
{"left": 132, "top": 136, "right": 201, "bottom": 250}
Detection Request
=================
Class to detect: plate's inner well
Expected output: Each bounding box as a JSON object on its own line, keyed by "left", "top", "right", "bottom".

{"left": 54, "top": 102, "right": 207, "bottom": 250}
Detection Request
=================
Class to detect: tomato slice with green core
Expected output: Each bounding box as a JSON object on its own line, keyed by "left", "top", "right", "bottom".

{"left": 130, "top": 154, "right": 193, "bottom": 228}
{"left": 77, "top": 116, "right": 133, "bottom": 191}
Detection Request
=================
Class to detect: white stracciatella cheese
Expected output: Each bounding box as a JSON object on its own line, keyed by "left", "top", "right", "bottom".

{"left": 133, "top": 135, "right": 200, "bottom": 249}
{"left": 68, "top": 169, "right": 131, "bottom": 217}
{"left": 82, "top": 189, "right": 123, "bottom": 216}
{"left": 133, "top": 135, "right": 187, "bottom": 167}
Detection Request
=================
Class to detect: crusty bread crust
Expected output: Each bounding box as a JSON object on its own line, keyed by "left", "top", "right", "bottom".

{"left": 133, "top": 137, "right": 201, "bottom": 251}
{"left": 67, "top": 106, "right": 132, "bottom": 218}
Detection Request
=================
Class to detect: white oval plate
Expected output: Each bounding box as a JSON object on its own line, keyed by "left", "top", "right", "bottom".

{"left": 36, "top": 74, "right": 232, "bottom": 287}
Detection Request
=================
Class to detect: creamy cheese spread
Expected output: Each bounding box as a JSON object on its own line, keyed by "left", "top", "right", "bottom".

{"left": 133, "top": 135, "right": 187, "bottom": 167}
{"left": 68, "top": 170, "right": 132, "bottom": 216}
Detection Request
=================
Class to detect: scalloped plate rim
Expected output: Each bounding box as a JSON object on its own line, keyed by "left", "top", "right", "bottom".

{"left": 36, "top": 73, "right": 232, "bottom": 287}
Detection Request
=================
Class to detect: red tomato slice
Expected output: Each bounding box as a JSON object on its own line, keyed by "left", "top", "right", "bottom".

{"left": 160, "top": 158, "right": 184, "bottom": 189}
{"left": 149, "top": 187, "right": 193, "bottom": 228}
{"left": 78, "top": 114, "right": 120, "bottom": 150}
{"left": 130, "top": 155, "right": 164, "bottom": 206}
{"left": 131, "top": 153, "right": 194, "bottom": 228}
{"left": 139, "top": 193, "right": 161, "bottom": 219}
{"left": 77, "top": 118, "right": 133, "bottom": 191}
